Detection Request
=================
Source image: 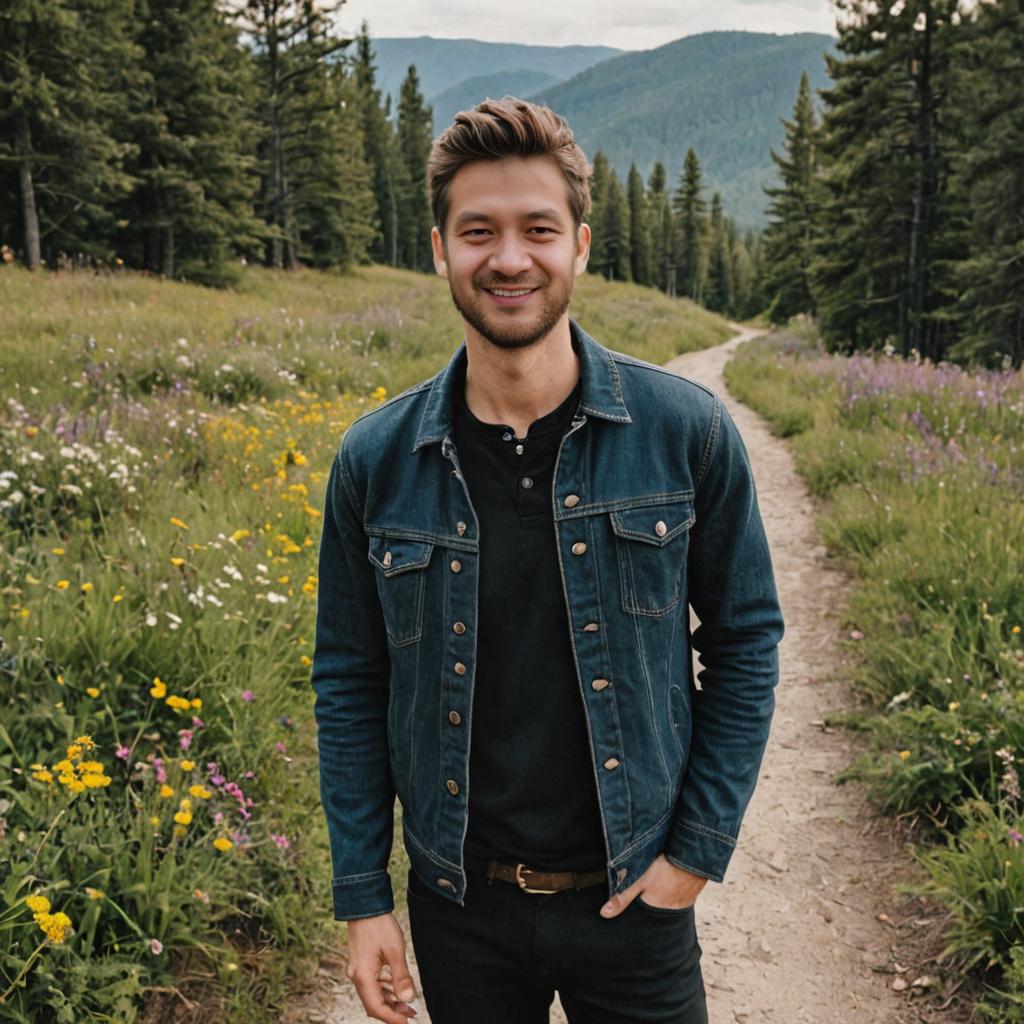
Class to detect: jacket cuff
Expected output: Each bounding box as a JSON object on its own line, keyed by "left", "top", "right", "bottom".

{"left": 663, "top": 817, "right": 736, "bottom": 883}
{"left": 331, "top": 869, "right": 394, "bottom": 922}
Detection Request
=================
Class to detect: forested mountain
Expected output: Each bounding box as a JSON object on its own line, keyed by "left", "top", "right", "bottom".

{"left": 369, "top": 36, "right": 621, "bottom": 110}
{"left": 430, "top": 70, "right": 562, "bottom": 135}
{"left": 533, "top": 31, "right": 838, "bottom": 228}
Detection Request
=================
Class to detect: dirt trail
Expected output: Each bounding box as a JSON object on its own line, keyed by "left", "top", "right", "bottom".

{"left": 291, "top": 326, "right": 908, "bottom": 1024}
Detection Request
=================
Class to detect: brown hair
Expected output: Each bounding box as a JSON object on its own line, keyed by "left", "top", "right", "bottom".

{"left": 427, "top": 96, "right": 592, "bottom": 238}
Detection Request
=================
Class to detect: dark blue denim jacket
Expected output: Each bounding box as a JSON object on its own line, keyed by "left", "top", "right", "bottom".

{"left": 312, "top": 320, "right": 784, "bottom": 921}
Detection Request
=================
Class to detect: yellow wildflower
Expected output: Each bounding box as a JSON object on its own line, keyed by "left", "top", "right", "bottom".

{"left": 25, "top": 573, "right": 41, "bottom": 585}
{"left": 166, "top": 695, "right": 191, "bottom": 711}
{"left": 80, "top": 582, "right": 94, "bottom": 593}
{"left": 150, "top": 677, "right": 167, "bottom": 699}
{"left": 173, "top": 809, "right": 193, "bottom": 826}
{"left": 54, "top": 759, "right": 74, "bottom": 774}
{"left": 190, "top": 698, "right": 202, "bottom": 710}
{"left": 230, "top": 529, "right": 250, "bottom": 543}
{"left": 64, "top": 778, "right": 86, "bottom": 793}
{"left": 898, "top": 750, "right": 911, "bottom": 760}
{"left": 51, "top": 547, "right": 65, "bottom": 556}
{"left": 371, "top": 386, "right": 387, "bottom": 401}
{"left": 66, "top": 744, "right": 82, "bottom": 760}
{"left": 74, "top": 735, "right": 95, "bottom": 750}
{"left": 1013, "top": 625, "right": 1022, "bottom": 635}
{"left": 189, "top": 785, "right": 213, "bottom": 800}
{"left": 32, "top": 769, "right": 54, "bottom": 783}
{"left": 180, "top": 759, "right": 195, "bottom": 772}
{"left": 56, "top": 674, "right": 64, "bottom": 685}
{"left": 85, "top": 887, "right": 105, "bottom": 901}
{"left": 170, "top": 557, "right": 185, "bottom": 567}
{"left": 26, "top": 894, "right": 51, "bottom": 914}
{"left": 170, "top": 517, "right": 189, "bottom": 530}
{"left": 213, "top": 837, "right": 233, "bottom": 852}
{"left": 150, "top": 815, "right": 160, "bottom": 826}
{"left": 36, "top": 911, "right": 72, "bottom": 943}
{"left": 86, "top": 687, "right": 100, "bottom": 698}
{"left": 160, "top": 784, "right": 175, "bottom": 799}
{"left": 81, "top": 773, "right": 111, "bottom": 788}
{"left": 300, "top": 654, "right": 312, "bottom": 668}
{"left": 55, "top": 580, "right": 70, "bottom": 590}
{"left": 113, "top": 594, "right": 124, "bottom": 603}
{"left": 78, "top": 761, "right": 104, "bottom": 773}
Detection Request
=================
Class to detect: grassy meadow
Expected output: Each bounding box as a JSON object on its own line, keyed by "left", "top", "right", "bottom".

{"left": 725, "top": 325, "right": 1024, "bottom": 1018}
{"left": 0, "top": 264, "right": 731, "bottom": 1022}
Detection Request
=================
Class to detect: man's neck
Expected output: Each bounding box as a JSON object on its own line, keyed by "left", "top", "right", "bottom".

{"left": 462, "top": 317, "right": 580, "bottom": 439}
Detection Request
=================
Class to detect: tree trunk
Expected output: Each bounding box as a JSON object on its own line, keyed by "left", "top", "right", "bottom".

{"left": 16, "top": 120, "right": 42, "bottom": 270}
{"left": 163, "top": 224, "right": 175, "bottom": 279}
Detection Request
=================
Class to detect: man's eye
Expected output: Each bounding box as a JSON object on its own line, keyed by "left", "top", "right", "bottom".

{"left": 464, "top": 229, "right": 490, "bottom": 237}
{"left": 529, "top": 227, "right": 554, "bottom": 234}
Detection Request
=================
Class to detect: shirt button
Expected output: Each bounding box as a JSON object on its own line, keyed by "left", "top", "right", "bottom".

{"left": 452, "top": 621, "right": 466, "bottom": 635}
{"left": 454, "top": 662, "right": 467, "bottom": 675}
{"left": 515, "top": 443, "right": 524, "bottom": 455}
{"left": 450, "top": 559, "right": 462, "bottom": 573}
{"left": 521, "top": 477, "right": 534, "bottom": 489}
{"left": 456, "top": 521, "right": 467, "bottom": 536}
{"left": 448, "top": 710, "right": 462, "bottom": 725}
{"left": 603, "top": 758, "right": 620, "bottom": 770}
{"left": 591, "top": 678, "right": 610, "bottom": 691}
{"left": 446, "top": 779, "right": 460, "bottom": 795}
{"left": 382, "top": 550, "right": 392, "bottom": 567}
{"left": 655, "top": 520, "right": 667, "bottom": 537}
{"left": 563, "top": 494, "right": 580, "bottom": 508}
{"left": 571, "top": 542, "right": 587, "bottom": 555}
{"left": 583, "top": 622, "right": 600, "bottom": 632}
{"left": 502, "top": 432, "right": 512, "bottom": 441}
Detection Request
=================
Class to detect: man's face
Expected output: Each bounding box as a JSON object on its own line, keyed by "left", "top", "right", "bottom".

{"left": 431, "top": 156, "right": 591, "bottom": 351}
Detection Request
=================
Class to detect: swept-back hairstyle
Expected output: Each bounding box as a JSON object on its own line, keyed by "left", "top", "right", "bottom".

{"left": 427, "top": 96, "right": 592, "bottom": 238}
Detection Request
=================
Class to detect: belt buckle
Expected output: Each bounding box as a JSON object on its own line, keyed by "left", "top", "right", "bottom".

{"left": 514, "top": 863, "right": 560, "bottom": 894}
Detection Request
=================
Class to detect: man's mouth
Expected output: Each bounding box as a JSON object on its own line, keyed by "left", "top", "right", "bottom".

{"left": 482, "top": 285, "right": 540, "bottom": 306}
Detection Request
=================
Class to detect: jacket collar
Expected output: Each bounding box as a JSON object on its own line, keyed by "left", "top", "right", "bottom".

{"left": 412, "top": 318, "right": 632, "bottom": 452}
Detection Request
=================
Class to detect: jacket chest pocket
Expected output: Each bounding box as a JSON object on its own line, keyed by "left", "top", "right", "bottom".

{"left": 609, "top": 498, "right": 695, "bottom": 617}
{"left": 368, "top": 536, "right": 434, "bottom": 646}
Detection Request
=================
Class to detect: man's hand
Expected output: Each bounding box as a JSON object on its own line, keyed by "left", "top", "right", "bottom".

{"left": 599, "top": 854, "right": 708, "bottom": 918}
{"left": 346, "top": 913, "right": 419, "bottom": 1022}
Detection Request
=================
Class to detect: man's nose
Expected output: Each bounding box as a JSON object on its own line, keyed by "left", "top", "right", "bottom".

{"left": 488, "top": 232, "right": 532, "bottom": 278}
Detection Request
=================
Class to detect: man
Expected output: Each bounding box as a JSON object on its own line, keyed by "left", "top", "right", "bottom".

{"left": 312, "top": 96, "right": 784, "bottom": 1024}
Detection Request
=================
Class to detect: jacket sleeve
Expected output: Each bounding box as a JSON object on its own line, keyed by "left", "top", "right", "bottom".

{"left": 311, "top": 436, "right": 396, "bottom": 921}
{"left": 663, "top": 396, "right": 784, "bottom": 882}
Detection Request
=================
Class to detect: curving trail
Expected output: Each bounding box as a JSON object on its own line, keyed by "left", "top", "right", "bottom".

{"left": 289, "top": 326, "right": 909, "bottom": 1024}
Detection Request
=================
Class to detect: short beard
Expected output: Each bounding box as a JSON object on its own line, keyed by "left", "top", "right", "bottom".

{"left": 447, "top": 272, "right": 573, "bottom": 351}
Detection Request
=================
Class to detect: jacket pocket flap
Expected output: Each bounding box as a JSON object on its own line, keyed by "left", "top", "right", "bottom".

{"left": 610, "top": 500, "right": 695, "bottom": 547}
{"left": 368, "top": 536, "right": 434, "bottom": 575}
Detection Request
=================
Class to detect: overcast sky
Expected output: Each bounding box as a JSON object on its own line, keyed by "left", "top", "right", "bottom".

{"left": 338, "top": 0, "right": 838, "bottom": 51}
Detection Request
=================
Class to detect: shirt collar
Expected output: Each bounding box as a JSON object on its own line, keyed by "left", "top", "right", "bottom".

{"left": 412, "top": 319, "right": 632, "bottom": 453}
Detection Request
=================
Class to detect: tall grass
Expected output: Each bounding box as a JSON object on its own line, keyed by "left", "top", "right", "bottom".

{"left": 0, "top": 263, "right": 731, "bottom": 1021}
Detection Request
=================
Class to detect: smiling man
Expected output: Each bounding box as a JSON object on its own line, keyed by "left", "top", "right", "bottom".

{"left": 312, "top": 97, "right": 784, "bottom": 1023}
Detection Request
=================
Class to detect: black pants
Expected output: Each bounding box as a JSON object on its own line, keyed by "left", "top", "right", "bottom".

{"left": 406, "top": 865, "right": 708, "bottom": 1024}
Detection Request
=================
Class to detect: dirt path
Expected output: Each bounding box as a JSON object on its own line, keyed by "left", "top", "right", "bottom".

{"left": 290, "top": 326, "right": 910, "bottom": 1024}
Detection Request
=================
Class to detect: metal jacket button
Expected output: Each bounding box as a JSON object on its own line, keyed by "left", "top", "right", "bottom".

{"left": 564, "top": 494, "right": 580, "bottom": 508}
{"left": 655, "top": 520, "right": 668, "bottom": 537}
{"left": 591, "top": 678, "right": 610, "bottom": 691}
{"left": 603, "top": 758, "right": 620, "bottom": 770}
{"left": 583, "top": 622, "right": 600, "bottom": 632}
{"left": 446, "top": 779, "right": 459, "bottom": 795}
{"left": 450, "top": 559, "right": 462, "bottom": 573}
{"left": 456, "top": 521, "right": 467, "bottom": 536}
{"left": 448, "top": 710, "right": 462, "bottom": 725}
{"left": 572, "top": 542, "right": 587, "bottom": 555}
{"left": 454, "top": 662, "right": 467, "bottom": 675}
{"left": 521, "top": 477, "right": 533, "bottom": 489}
{"left": 453, "top": 621, "right": 466, "bottom": 635}
{"left": 382, "top": 550, "right": 392, "bottom": 567}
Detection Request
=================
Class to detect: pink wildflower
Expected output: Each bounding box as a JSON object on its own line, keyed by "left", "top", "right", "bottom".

{"left": 271, "top": 833, "right": 291, "bottom": 849}
{"left": 241, "top": 689, "right": 255, "bottom": 702}
{"left": 152, "top": 758, "right": 167, "bottom": 785}
{"left": 178, "top": 728, "right": 193, "bottom": 751}
{"left": 115, "top": 745, "right": 131, "bottom": 761}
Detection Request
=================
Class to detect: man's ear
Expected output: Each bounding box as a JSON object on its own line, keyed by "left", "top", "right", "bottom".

{"left": 574, "top": 222, "right": 591, "bottom": 277}
{"left": 431, "top": 226, "right": 448, "bottom": 278}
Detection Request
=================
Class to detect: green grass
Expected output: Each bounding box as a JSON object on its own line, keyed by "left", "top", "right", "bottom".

{"left": 0, "top": 263, "right": 732, "bottom": 1022}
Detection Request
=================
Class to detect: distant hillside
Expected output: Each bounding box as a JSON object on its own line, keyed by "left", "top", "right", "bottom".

{"left": 532, "top": 30, "right": 837, "bottom": 229}
{"left": 371, "top": 36, "right": 622, "bottom": 111}
{"left": 430, "top": 69, "right": 562, "bottom": 134}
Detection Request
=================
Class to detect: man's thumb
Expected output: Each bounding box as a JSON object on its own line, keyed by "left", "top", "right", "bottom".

{"left": 394, "top": 970, "right": 417, "bottom": 1003}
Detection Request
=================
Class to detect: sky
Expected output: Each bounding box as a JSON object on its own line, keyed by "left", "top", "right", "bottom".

{"left": 338, "top": 0, "right": 838, "bottom": 51}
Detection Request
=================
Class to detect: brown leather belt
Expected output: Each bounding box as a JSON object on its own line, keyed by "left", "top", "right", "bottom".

{"left": 483, "top": 860, "right": 607, "bottom": 894}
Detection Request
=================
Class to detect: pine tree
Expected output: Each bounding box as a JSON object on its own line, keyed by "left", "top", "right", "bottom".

{"left": 353, "top": 22, "right": 399, "bottom": 265}
{"left": 672, "top": 148, "right": 708, "bottom": 302}
{"left": 761, "top": 70, "right": 819, "bottom": 323}
{"left": 705, "top": 192, "right": 733, "bottom": 314}
{"left": 812, "top": 0, "right": 961, "bottom": 358}
{"left": 627, "top": 163, "right": 651, "bottom": 286}
{"left": 647, "top": 161, "right": 674, "bottom": 294}
{"left": 601, "top": 169, "right": 630, "bottom": 281}
{"left": 945, "top": 0, "right": 1024, "bottom": 365}
{"left": 395, "top": 65, "right": 433, "bottom": 272}
{"left": 118, "top": 0, "right": 264, "bottom": 284}
{"left": 0, "top": 0, "right": 138, "bottom": 268}
{"left": 586, "top": 150, "right": 612, "bottom": 277}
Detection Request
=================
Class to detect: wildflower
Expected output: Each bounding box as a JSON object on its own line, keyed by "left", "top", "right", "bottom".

{"left": 152, "top": 757, "right": 167, "bottom": 784}
{"left": 229, "top": 529, "right": 250, "bottom": 544}
{"left": 178, "top": 728, "right": 193, "bottom": 751}
{"left": 26, "top": 894, "right": 51, "bottom": 914}
{"left": 150, "top": 815, "right": 160, "bottom": 826}
{"left": 166, "top": 695, "right": 191, "bottom": 711}
{"left": 85, "top": 887, "right": 105, "bottom": 901}
{"left": 181, "top": 759, "right": 195, "bottom": 772}
{"left": 1009, "top": 830, "right": 1024, "bottom": 845}
{"left": 150, "top": 938, "right": 164, "bottom": 955}
{"left": 160, "top": 784, "right": 175, "bottom": 799}
{"left": 193, "top": 888, "right": 210, "bottom": 903}
{"left": 174, "top": 809, "right": 193, "bottom": 826}
{"left": 170, "top": 557, "right": 185, "bottom": 567}
{"left": 145, "top": 612, "right": 158, "bottom": 627}
{"left": 191, "top": 715, "right": 204, "bottom": 729}
{"left": 81, "top": 582, "right": 94, "bottom": 593}
{"left": 849, "top": 629, "right": 864, "bottom": 640}
{"left": 241, "top": 689, "right": 255, "bottom": 702}
{"left": 55, "top": 580, "right": 70, "bottom": 590}
{"left": 32, "top": 769, "right": 54, "bottom": 783}
{"left": 86, "top": 687, "right": 100, "bottom": 698}
{"left": 170, "top": 517, "right": 189, "bottom": 530}
{"left": 947, "top": 702, "right": 959, "bottom": 712}
{"left": 275, "top": 741, "right": 287, "bottom": 754}
{"left": 300, "top": 654, "right": 312, "bottom": 668}
{"left": 113, "top": 594, "right": 124, "bottom": 603}
{"left": 51, "top": 547, "right": 65, "bottom": 556}
{"left": 1013, "top": 626, "right": 1022, "bottom": 635}
{"left": 81, "top": 772, "right": 111, "bottom": 788}
{"left": 371, "top": 385, "right": 387, "bottom": 401}
{"left": 190, "top": 698, "right": 202, "bottom": 710}
{"left": 115, "top": 745, "right": 130, "bottom": 761}
{"left": 898, "top": 750, "right": 911, "bottom": 760}
{"left": 35, "top": 911, "right": 72, "bottom": 943}
{"left": 270, "top": 833, "right": 291, "bottom": 849}
{"left": 150, "top": 677, "right": 167, "bottom": 699}
{"left": 213, "top": 837, "right": 232, "bottom": 852}
{"left": 189, "top": 785, "right": 213, "bottom": 799}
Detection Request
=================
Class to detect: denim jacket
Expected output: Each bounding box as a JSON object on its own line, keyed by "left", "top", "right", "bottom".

{"left": 312, "top": 320, "right": 784, "bottom": 921}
